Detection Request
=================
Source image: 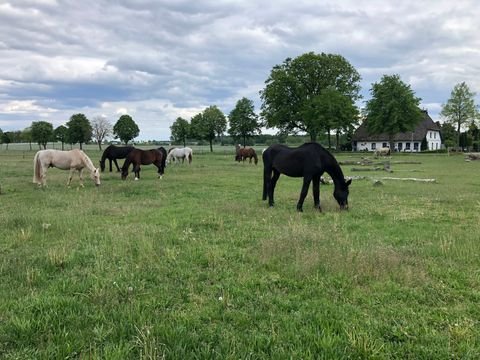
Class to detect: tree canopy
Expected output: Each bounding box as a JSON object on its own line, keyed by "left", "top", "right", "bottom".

{"left": 66, "top": 113, "right": 92, "bottom": 149}
{"left": 170, "top": 117, "right": 190, "bottom": 147}
{"left": 228, "top": 97, "right": 261, "bottom": 147}
{"left": 364, "top": 74, "right": 423, "bottom": 150}
{"left": 31, "top": 121, "right": 54, "bottom": 149}
{"left": 260, "top": 52, "right": 361, "bottom": 141}
{"left": 54, "top": 125, "right": 68, "bottom": 150}
{"left": 440, "top": 82, "right": 479, "bottom": 148}
{"left": 191, "top": 106, "right": 226, "bottom": 152}
{"left": 113, "top": 115, "right": 139, "bottom": 144}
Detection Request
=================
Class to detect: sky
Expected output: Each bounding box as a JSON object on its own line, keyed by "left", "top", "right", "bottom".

{"left": 1, "top": 0, "right": 479, "bottom": 141}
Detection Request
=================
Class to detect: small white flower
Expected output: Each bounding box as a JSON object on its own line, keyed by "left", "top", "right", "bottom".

{"left": 218, "top": 296, "right": 223, "bottom": 301}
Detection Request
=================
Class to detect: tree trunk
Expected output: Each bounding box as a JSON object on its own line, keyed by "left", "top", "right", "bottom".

{"left": 243, "top": 135, "right": 246, "bottom": 147}
{"left": 61, "top": 141, "right": 65, "bottom": 151}
{"left": 80, "top": 142, "right": 83, "bottom": 150}
{"left": 97, "top": 141, "right": 102, "bottom": 151}
{"left": 209, "top": 139, "right": 213, "bottom": 152}
{"left": 327, "top": 129, "right": 331, "bottom": 149}
{"left": 309, "top": 131, "right": 317, "bottom": 142}
{"left": 335, "top": 130, "right": 340, "bottom": 149}
{"left": 183, "top": 139, "right": 186, "bottom": 147}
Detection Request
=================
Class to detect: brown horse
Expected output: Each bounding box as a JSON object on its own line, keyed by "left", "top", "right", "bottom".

{"left": 235, "top": 144, "right": 258, "bottom": 165}
{"left": 121, "top": 148, "right": 166, "bottom": 180}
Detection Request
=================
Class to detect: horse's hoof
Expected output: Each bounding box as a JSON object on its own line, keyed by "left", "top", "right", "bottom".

{"left": 134, "top": 177, "right": 139, "bottom": 181}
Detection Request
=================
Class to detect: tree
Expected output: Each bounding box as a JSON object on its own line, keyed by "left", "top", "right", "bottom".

{"left": 91, "top": 116, "right": 112, "bottom": 150}
{"left": 170, "top": 117, "right": 190, "bottom": 147}
{"left": 31, "top": 121, "right": 54, "bottom": 149}
{"left": 441, "top": 82, "right": 479, "bottom": 149}
{"left": 66, "top": 113, "right": 92, "bottom": 149}
{"left": 260, "top": 52, "right": 361, "bottom": 141}
{"left": 113, "top": 114, "right": 139, "bottom": 144}
{"left": 191, "top": 106, "right": 227, "bottom": 152}
{"left": 301, "top": 87, "right": 358, "bottom": 149}
{"left": 54, "top": 125, "right": 68, "bottom": 150}
{"left": 228, "top": 97, "right": 261, "bottom": 147}
{"left": 364, "top": 74, "right": 423, "bottom": 151}
{"left": 1, "top": 132, "right": 11, "bottom": 150}
{"left": 22, "top": 127, "right": 33, "bottom": 150}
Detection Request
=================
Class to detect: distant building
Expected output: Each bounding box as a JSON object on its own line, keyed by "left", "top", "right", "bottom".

{"left": 352, "top": 110, "right": 442, "bottom": 152}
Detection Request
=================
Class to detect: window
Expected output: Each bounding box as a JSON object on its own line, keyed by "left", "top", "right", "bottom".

{"left": 371, "top": 143, "right": 376, "bottom": 150}
{"left": 430, "top": 132, "right": 432, "bottom": 138}
{"left": 405, "top": 142, "right": 411, "bottom": 150}
{"left": 414, "top": 142, "right": 419, "bottom": 151}
{"left": 398, "top": 143, "right": 403, "bottom": 151}
{"left": 382, "top": 142, "right": 388, "bottom": 148}
{"left": 434, "top": 132, "right": 437, "bottom": 139}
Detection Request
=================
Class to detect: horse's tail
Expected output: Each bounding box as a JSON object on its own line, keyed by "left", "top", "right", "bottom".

{"left": 33, "top": 151, "right": 41, "bottom": 184}
{"left": 253, "top": 150, "right": 258, "bottom": 165}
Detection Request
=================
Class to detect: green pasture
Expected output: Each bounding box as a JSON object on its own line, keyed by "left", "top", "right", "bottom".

{"left": 1, "top": 147, "right": 479, "bottom": 359}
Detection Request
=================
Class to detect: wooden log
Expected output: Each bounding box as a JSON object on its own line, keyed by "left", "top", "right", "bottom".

{"left": 347, "top": 175, "right": 436, "bottom": 183}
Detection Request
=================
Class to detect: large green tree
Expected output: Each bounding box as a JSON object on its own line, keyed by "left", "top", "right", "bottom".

{"left": 113, "top": 114, "right": 139, "bottom": 144}
{"left": 54, "top": 125, "right": 68, "bottom": 150}
{"left": 228, "top": 97, "right": 261, "bottom": 147}
{"left": 1, "top": 132, "right": 11, "bottom": 150}
{"left": 31, "top": 121, "right": 54, "bottom": 149}
{"left": 440, "top": 82, "right": 479, "bottom": 148}
{"left": 260, "top": 52, "right": 361, "bottom": 141}
{"left": 191, "top": 106, "right": 227, "bottom": 152}
{"left": 66, "top": 113, "right": 92, "bottom": 149}
{"left": 364, "top": 74, "right": 423, "bottom": 151}
{"left": 170, "top": 117, "right": 190, "bottom": 147}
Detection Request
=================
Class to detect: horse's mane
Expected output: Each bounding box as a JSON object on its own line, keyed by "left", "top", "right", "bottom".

{"left": 78, "top": 150, "right": 96, "bottom": 171}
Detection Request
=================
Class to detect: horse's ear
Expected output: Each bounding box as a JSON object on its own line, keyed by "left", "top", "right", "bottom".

{"left": 346, "top": 178, "right": 352, "bottom": 186}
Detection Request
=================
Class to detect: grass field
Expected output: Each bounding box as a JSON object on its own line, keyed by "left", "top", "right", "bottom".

{"left": 1, "top": 146, "right": 480, "bottom": 359}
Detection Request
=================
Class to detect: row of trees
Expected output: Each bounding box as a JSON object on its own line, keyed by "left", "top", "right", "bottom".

{"left": 0, "top": 114, "right": 140, "bottom": 150}
{"left": 2, "top": 52, "right": 478, "bottom": 151}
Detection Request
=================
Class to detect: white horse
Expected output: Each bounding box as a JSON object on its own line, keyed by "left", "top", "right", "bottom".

{"left": 374, "top": 147, "right": 391, "bottom": 157}
{"left": 166, "top": 147, "right": 193, "bottom": 165}
{"left": 33, "top": 149, "right": 101, "bottom": 187}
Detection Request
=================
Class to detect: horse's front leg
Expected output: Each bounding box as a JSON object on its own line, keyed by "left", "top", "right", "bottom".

{"left": 312, "top": 175, "right": 321, "bottom": 212}
{"left": 114, "top": 159, "right": 121, "bottom": 172}
{"left": 79, "top": 168, "right": 84, "bottom": 187}
{"left": 297, "top": 176, "right": 312, "bottom": 212}
{"left": 109, "top": 159, "right": 113, "bottom": 172}
{"left": 134, "top": 165, "right": 141, "bottom": 180}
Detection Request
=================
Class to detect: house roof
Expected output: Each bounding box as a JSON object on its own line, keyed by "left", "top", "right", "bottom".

{"left": 352, "top": 110, "right": 441, "bottom": 142}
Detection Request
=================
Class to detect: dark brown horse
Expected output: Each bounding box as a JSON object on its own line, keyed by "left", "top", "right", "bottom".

{"left": 262, "top": 143, "right": 351, "bottom": 212}
{"left": 235, "top": 144, "right": 258, "bottom": 165}
{"left": 121, "top": 148, "right": 166, "bottom": 180}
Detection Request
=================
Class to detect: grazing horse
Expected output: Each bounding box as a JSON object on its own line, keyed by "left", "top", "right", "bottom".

{"left": 235, "top": 144, "right": 258, "bottom": 165}
{"left": 374, "top": 147, "right": 391, "bottom": 157}
{"left": 166, "top": 147, "right": 193, "bottom": 164}
{"left": 121, "top": 148, "right": 166, "bottom": 180}
{"left": 33, "top": 149, "right": 100, "bottom": 187}
{"left": 100, "top": 145, "right": 135, "bottom": 172}
{"left": 262, "top": 143, "right": 351, "bottom": 212}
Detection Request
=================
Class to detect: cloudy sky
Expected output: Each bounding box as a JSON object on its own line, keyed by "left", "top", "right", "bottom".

{"left": 1, "top": 0, "right": 479, "bottom": 140}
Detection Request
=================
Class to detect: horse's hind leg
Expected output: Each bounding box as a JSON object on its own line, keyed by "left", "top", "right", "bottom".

{"left": 67, "top": 168, "right": 75, "bottom": 187}
{"left": 312, "top": 175, "right": 321, "bottom": 211}
{"left": 297, "top": 176, "right": 312, "bottom": 212}
{"left": 269, "top": 169, "right": 280, "bottom": 207}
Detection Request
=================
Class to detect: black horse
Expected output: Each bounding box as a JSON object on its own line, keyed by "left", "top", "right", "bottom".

{"left": 121, "top": 148, "right": 166, "bottom": 180}
{"left": 262, "top": 143, "right": 351, "bottom": 212}
{"left": 100, "top": 145, "right": 135, "bottom": 172}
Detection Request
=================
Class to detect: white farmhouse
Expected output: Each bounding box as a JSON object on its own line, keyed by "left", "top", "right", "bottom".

{"left": 352, "top": 110, "right": 442, "bottom": 152}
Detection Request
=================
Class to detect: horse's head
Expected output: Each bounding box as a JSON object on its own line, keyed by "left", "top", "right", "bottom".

{"left": 121, "top": 167, "right": 128, "bottom": 180}
{"left": 333, "top": 178, "right": 352, "bottom": 210}
{"left": 92, "top": 168, "right": 101, "bottom": 186}
{"left": 99, "top": 160, "right": 105, "bottom": 172}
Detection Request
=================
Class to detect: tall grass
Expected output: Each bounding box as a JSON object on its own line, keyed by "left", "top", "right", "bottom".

{"left": 1, "top": 148, "right": 480, "bottom": 359}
